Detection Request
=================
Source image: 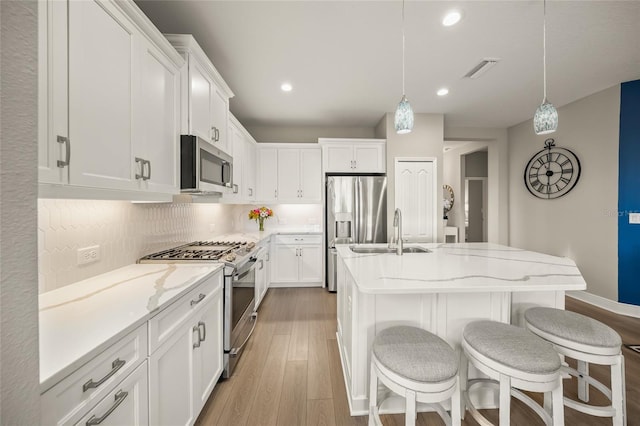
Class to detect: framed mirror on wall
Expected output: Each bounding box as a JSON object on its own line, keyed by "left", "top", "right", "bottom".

{"left": 443, "top": 184, "right": 454, "bottom": 223}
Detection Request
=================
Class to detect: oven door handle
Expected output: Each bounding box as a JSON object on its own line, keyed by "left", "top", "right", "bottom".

{"left": 229, "top": 312, "right": 257, "bottom": 358}
{"left": 234, "top": 262, "right": 255, "bottom": 281}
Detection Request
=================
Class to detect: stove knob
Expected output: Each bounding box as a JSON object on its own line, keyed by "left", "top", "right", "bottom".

{"left": 246, "top": 242, "right": 256, "bottom": 251}
{"left": 225, "top": 253, "right": 236, "bottom": 262}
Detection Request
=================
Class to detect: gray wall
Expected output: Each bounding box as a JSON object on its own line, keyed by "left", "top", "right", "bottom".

{"left": 465, "top": 150, "right": 488, "bottom": 178}
{"left": 508, "top": 85, "right": 620, "bottom": 301}
{"left": 0, "top": 0, "right": 41, "bottom": 423}
{"left": 377, "top": 113, "right": 444, "bottom": 241}
{"left": 245, "top": 125, "right": 375, "bottom": 143}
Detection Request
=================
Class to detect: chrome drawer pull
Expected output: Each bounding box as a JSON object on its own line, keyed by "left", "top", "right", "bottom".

{"left": 190, "top": 293, "right": 205, "bottom": 306}
{"left": 193, "top": 325, "right": 201, "bottom": 348}
{"left": 198, "top": 321, "right": 206, "bottom": 342}
{"left": 85, "top": 390, "right": 128, "bottom": 425}
{"left": 83, "top": 358, "right": 126, "bottom": 392}
{"left": 57, "top": 135, "right": 70, "bottom": 168}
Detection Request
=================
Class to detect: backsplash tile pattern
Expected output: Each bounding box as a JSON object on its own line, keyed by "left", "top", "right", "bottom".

{"left": 38, "top": 200, "right": 237, "bottom": 293}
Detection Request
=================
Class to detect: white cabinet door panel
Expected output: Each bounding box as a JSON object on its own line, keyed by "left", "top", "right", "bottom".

{"left": 354, "top": 144, "right": 385, "bottom": 172}
{"left": 299, "top": 245, "right": 322, "bottom": 282}
{"left": 68, "top": 0, "right": 136, "bottom": 190}
{"left": 257, "top": 148, "right": 278, "bottom": 201}
{"left": 324, "top": 145, "right": 353, "bottom": 172}
{"left": 272, "top": 244, "right": 299, "bottom": 283}
{"left": 395, "top": 161, "right": 435, "bottom": 242}
{"left": 189, "top": 58, "right": 214, "bottom": 143}
{"left": 149, "top": 323, "right": 195, "bottom": 426}
{"left": 300, "top": 148, "right": 322, "bottom": 202}
{"left": 138, "top": 43, "right": 179, "bottom": 193}
{"left": 192, "top": 290, "right": 223, "bottom": 415}
{"left": 277, "top": 149, "right": 300, "bottom": 201}
{"left": 244, "top": 140, "right": 256, "bottom": 201}
{"left": 211, "top": 86, "right": 229, "bottom": 153}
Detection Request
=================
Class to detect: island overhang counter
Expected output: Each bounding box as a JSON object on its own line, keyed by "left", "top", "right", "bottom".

{"left": 334, "top": 243, "right": 587, "bottom": 415}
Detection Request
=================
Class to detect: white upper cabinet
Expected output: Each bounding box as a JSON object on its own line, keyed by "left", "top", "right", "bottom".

{"left": 136, "top": 40, "right": 181, "bottom": 193}
{"left": 224, "top": 114, "right": 257, "bottom": 203}
{"left": 257, "top": 147, "right": 278, "bottom": 201}
{"left": 319, "top": 138, "right": 386, "bottom": 173}
{"left": 166, "top": 34, "right": 234, "bottom": 156}
{"left": 244, "top": 138, "right": 257, "bottom": 201}
{"left": 38, "top": 0, "right": 184, "bottom": 200}
{"left": 256, "top": 144, "right": 322, "bottom": 203}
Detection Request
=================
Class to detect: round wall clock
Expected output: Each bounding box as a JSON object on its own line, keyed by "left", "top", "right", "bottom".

{"left": 524, "top": 138, "right": 581, "bottom": 199}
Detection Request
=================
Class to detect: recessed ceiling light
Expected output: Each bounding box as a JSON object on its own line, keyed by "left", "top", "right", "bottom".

{"left": 442, "top": 10, "right": 462, "bottom": 27}
{"left": 281, "top": 82, "right": 293, "bottom": 92}
{"left": 437, "top": 88, "right": 449, "bottom": 97}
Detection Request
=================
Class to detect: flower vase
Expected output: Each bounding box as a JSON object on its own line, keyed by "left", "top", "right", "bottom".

{"left": 258, "top": 218, "right": 264, "bottom": 232}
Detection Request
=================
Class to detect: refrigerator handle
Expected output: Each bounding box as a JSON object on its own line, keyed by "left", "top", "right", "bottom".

{"left": 353, "top": 177, "right": 359, "bottom": 245}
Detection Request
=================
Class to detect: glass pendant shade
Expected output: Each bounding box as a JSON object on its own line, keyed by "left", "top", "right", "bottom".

{"left": 533, "top": 99, "right": 558, "bottom": 135}
{"left": 394, "top": 95, "right": 414, "bottom": 134}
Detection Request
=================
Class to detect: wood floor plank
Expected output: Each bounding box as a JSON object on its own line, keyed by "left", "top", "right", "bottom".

{"left": 288, "top": 289, "right": 310, "bottom": 360}
{"left": 326, "top": 339, "right": 368, "bottom": 425}
{"left": 272, "top": 288, "right": 295, "bottom": 335}
{"left": 245, "top": 334, "right": 291, "bottom": 426}
{"left": 277, "top": 360, "right": 308, "bottom": 426}
{"left": 194, "top": 376, "right": 235, "bottom": 425}
{"left": 307, "top": 399, "right": 337, "bottom": 426}
{"left": 307, "top": 330, "right": 333, "bottom": 400}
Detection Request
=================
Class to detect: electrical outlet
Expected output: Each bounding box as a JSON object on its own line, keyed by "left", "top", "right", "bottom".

{"left": 77, "top": 245, "right": 100, "bottom": 265}
{"left": 630, "top": 213, "right": 640, "bottom": 224}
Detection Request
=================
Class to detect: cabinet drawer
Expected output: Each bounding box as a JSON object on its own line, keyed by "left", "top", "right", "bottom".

{"left": 41, "top": 324, "right": 147, "bottom": 426}
{"left": 148, "top": 270, "right": 223, "bottom": 354}
{"left": 75, "top": 361, "right": 148, "bottom": 426}
{"left": 274, "top": 234, "right": 321, "bottom": 245}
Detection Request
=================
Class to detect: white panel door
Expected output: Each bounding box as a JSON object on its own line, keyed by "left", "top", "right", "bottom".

{"left": 38, "top": 0, "right": 69, "bottom": 184}
{"left": 189, "top": 57, "right": 214, "bottom": 143}
{"left": 76, "top": 361, "right": 149, "bottom": 426}
{"left": 395, "top": 161, "right": 435, "bottom": 242}
{"left": 299, "top": 245, "right": 323, "bottom": 282}
{"left": 211, "top": 86, "right": 229, "bottom": 153}
{"left": 271, "top": 244, "right": 299, "bottom": 283}
{"left": 227, "top": 124, "right": 243, "bottom": 201}
{"left": 192, "top": 290, "right": 223, "bottom": 415}
{"left": 137, "top": 41, "right": 180, "bottom": 193}
{"left": 68, "top": 0, "right": 137, "bottom": 190}
{"left": 300, "top": 148, "right": 322, "bottom": 202}
{"left": 244, "top": 140, "right": 256, "bottom": 201}
{"left": 354, "top": 143, "right": 385, "bottom": 172}
{"left": 149, "top": 323, "right": 195, "bottom": 426}
{"left": 256, "top": 148, "right": 278, "bottom": 201}
{"left": 324, "top": 144, "right": 354, "bottom": 172}
{"left": 277, "top": 149, "right": 301, "bottom": 201}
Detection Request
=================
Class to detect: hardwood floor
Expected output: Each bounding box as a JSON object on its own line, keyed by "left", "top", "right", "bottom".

{"left": 196, "top": 288, "right": 640, "bottom": 426}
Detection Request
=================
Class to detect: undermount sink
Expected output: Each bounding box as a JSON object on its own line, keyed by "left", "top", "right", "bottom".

{"left": 349, "top": 246, "right": 431, "bottom": 254}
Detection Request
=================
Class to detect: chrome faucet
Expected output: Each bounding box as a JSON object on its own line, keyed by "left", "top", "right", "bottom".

{"left": 391, "top": 208, "right": 403, "bottom": 256}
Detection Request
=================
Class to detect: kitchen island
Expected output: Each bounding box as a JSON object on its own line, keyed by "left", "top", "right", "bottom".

{"left": 335, "top": 243, "right": 587, "bottom": 415}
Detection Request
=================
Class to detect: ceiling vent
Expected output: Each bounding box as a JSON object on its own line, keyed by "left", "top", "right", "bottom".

{"left": 464, "top": 58, "right": 500, "bottom": 79}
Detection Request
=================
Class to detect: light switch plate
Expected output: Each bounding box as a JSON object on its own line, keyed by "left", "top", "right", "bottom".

{"left": 629, "top": 213, "right": 640, "bottom": 224}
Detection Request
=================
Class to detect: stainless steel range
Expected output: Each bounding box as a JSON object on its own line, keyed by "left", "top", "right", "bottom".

{"left": 139, "top": 239, "right": 262, "bottom": 378}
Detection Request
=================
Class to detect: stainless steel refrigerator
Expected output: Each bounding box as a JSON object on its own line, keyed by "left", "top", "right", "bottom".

{"left": 326, "top": 175, "right": 387, "bottom": 291}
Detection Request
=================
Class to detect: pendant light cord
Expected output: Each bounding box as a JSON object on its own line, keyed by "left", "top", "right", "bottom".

{"left": 402, "top": 0, "right": 406, "bottom": 96}
{"left": 542, "top": 0, "right": 547, "bottom": 102}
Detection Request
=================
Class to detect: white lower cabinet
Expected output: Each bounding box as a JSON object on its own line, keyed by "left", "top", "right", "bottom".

{"left": 254, "top": 245, "right": 269, "bottom": 310}
{"left": 149, "top": 270, "right": 223, "bottom": 425}
{"left": 76, "top": 361, "right": 149, "bottom": 426}
{"left": 271, "top": 235, "right": 322, "bottom": 286}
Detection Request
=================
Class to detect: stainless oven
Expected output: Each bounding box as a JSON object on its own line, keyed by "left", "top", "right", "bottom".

{"left": 180, "top": 134, "right": 233, "bottom": 194}
{"left": 223, "top": 247, "right": 263, "bottom": 378}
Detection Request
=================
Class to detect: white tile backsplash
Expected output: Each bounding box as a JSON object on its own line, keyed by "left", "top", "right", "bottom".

{"left": 38, "top": 200, "right": 323, "bottom": 293}
{"left": 38, "top": 199, "right": 238, "bottom": 293}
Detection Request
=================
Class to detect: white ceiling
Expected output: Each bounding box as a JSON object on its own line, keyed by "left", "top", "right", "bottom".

{"left": 135, "top": 1, "right": 640, "bottom": 130}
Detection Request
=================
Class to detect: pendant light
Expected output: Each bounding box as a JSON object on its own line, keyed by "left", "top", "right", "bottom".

{"left": 533, "top": 0, "right": 558, "bottom": 135}
{"left": 394, "top": 0, "right": 413, "bottom": 134}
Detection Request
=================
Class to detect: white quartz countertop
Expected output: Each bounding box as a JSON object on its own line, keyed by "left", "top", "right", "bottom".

{"left": 39, "top": 263, "right": 223, "bottom": 392}
{"left": 337, "top": 243, "right": 587, "bottom": 295}
{"left": 226, "top": 228, "right": 322, "bottom": 244}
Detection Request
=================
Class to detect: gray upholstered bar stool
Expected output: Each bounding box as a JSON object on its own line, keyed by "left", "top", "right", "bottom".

{"left": 524, "top": 307, "right": 626, "bottom": 426}
{"left": 368, "top": 326, "right": 461, "bottom": 426}
{"left": 461, "top": 320, "right": 565, "bottom": 425}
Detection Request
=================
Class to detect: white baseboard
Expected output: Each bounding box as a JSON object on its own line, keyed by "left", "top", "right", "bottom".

{"left": 567, "top": 291, "right": 640, "bottom": 319}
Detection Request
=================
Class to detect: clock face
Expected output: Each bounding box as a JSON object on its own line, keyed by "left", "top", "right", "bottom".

{"left": 524, "top": 145, "right": 581, "bottom": 199}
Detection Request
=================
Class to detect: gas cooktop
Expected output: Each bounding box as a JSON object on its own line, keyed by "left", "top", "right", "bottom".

{"left": 138, "top": 240, "right": 256, "bottom": 264}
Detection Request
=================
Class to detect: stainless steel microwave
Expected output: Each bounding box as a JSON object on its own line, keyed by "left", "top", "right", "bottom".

{"left": 180, "top": 135, "right": 233, "bottom": 194}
